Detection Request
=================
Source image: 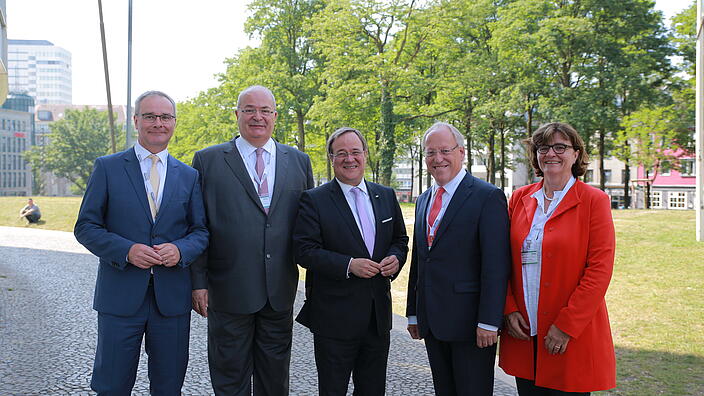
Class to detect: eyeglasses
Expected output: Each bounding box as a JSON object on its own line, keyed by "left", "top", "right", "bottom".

{"left": 330, "top": 150, "right": 365, "bottom": 160}
{"left": 537, "top": 143, "right": 575, "bottom": 154}
{"left": 425, "top": 145, "right": 459, "bottom": 158}
{"left": 239, "top": 108, "right": 276, "bottom": 117}
{"left": 141, "top": 113, "right": 176, "bottom": 123}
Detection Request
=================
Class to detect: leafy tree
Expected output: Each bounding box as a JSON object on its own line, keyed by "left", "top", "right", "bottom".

{"left": 24, "top": 108, "right": 122, "bottom": 193}
{"left": 616, "top": 106, "right": 680, "bottom": 208}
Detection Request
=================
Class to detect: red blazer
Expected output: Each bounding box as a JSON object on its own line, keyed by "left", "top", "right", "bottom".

{"left": 498, "top": 180, "right": 616, "bottom": 392}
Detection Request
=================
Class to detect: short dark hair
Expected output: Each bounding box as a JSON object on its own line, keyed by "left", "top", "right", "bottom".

{"left": 134, "top": 91, "right": 176, "bottom": 117}
{"left": 326, "top": 127, "right": 369, "bottom": 155}
{"left": 527, "top": 122, "right": 589, "bottom": 177}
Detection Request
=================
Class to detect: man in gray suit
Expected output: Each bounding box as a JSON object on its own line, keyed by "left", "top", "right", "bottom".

{"left": 191, "top": 85, "right": 314, "bottom": 395}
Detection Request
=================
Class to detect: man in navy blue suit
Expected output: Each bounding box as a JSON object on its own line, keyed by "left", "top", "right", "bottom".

{"left": 75, "top": 91, "right": 209, "bottom": 395}
{"left": 406, "top": 122, "right": 511, "bottom": 395}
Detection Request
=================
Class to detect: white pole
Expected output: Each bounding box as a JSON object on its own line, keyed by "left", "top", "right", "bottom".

{"left": 125, "top": 0, "right": 133, "bottom": 148}
{"left": 696, "top": 0, "right": 703, "bottom": 241}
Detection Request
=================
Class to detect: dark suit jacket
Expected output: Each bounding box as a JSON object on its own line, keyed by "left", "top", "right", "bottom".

{"left": 294, "top": 180, "right": 409, "bottom": 340}
{"left": 191, "top": 137, "right": 314, "bottom": 314}
{"left": 74, "top": 148, "right": 209, "bottom": 317}
{"left": 406, "top": 173, "right": 511, "bottom": 341}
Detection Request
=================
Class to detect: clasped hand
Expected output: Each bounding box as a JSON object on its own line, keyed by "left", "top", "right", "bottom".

{"left": 349, "top": 255, "right": 399, "bottom": 278}
{"left": 128, "top": 243, "right": 180, "bottom": 269}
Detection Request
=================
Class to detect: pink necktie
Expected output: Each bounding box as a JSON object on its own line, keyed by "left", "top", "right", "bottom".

{"left": 351, "top": 187, "right": 375, "bottom": 257}
{"left": 255, "top": 147, "right": 269, "bottom": 214}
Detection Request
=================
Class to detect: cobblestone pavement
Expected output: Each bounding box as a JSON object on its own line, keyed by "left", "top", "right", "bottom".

{"left": 0, "top": 226, "right": 517, "bottom": 395}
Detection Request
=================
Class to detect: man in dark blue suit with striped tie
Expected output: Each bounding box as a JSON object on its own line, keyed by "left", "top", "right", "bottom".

{"left": 75, "top": 91, "right": 209, "bottom": 395}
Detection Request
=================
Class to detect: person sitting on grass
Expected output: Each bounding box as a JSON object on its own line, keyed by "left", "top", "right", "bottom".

{"left": 19, "top": 198, "right": 41, "bottom": 224}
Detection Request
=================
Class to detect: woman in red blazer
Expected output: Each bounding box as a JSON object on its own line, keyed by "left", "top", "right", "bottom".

{"left": 498, "top": 123, "right": 616, "bottom": 395}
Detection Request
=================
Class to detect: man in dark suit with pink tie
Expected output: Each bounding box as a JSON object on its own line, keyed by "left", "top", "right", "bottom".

{"left": 406, "top": 121, "right": 511, "bottom": 395}
{"left": 294, "top": 127, "right": 409, "bottom": 396}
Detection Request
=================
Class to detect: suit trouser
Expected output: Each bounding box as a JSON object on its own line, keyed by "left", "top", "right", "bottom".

{"left": 91, "top": 283, "right": 191, "bottom": 396}
{"left": 424, "top": 329, "right": 496, "bottom": 396}
{"left": 312, "top": 306, "right": 390, "bottom": 396}
{"left": 207, "top": 301, "right": 293, "bottom": 396}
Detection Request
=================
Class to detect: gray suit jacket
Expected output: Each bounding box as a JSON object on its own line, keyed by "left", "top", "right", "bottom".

{"left": 191, "top": 137, "right": 314, "bottom": 314}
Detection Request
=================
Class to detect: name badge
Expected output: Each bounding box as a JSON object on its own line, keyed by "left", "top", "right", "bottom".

{"left": 521, "top": 250, "right": 538, "bottom": 265}
{"left": 260, "top": 194, "right": 271, "bottom": 209}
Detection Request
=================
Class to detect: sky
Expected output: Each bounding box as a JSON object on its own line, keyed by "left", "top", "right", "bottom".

{"left": 6, "top": 0, "right": 697, "bottom": 107}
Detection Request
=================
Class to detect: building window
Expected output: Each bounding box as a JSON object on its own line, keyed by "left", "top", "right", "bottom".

{"left": 668, "top": 192, "right": 687, "bottom": 210}
{"left": 659, "top": 161, "right": 671, "bottom": 176}
{"left": 604, "top": 169, "right": 612, "bottom": 183}
{"left": 651, "top": 191, "right": 663, "bottom": 209}
{"left": 680, "top": 159, "right": 695, "bottom": 176}
{"left": 611, "top": 195, "right": 625, "bottom": 209}
{"left": 585, "top": 169, "right": 594, "bottom": 183}
{"left": 621, "top": 169, "right": 629, "bottom": 183}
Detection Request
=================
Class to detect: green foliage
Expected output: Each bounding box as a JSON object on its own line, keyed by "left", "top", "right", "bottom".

{"left": 170, "top": 0, "right": 690, "bottom": 193}
{"left": 23, "top": 108, "right": 123, "bottom": 194}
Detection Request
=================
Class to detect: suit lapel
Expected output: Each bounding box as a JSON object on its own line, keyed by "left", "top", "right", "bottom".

{"left": 153, "top": 155, "right": 179, "bottom": 224}
{"left": 415, "top": 189, "right": 431, "bottom": 250}
{"left": 366, "top": 181, "right": 384, "bottom": 258}
{"left": 432, "top": 174, "right": 473, "bottom": 247}
{"left": 550, "top": 180, "right": 581, "bottom": 220}
{"left": 222, "top": 138, "right": 266, "bottom": 213}
{"left": 267, "top": 142, "right": 288, "bottom": 215}
{"left": 329, "top": 180, "right": 368, "bottom": 255}
{"left": 122, "top": 149, "right": 153, "bottom": 222}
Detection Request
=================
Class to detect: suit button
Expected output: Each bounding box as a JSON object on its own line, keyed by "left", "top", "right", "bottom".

{"left": 547, "top": 253, "right": 553, "bottom": 258}
{"left": 544, "top": 282, "right": 551, "bottom": 287}
{"left": 549, "top": 227, "right": 554, "bottom": 231}
{"left": 266, "top": 253, "right": 271, "bottom": 259}
{"left": 266, "top": 223, "right": 271, "bottom": 228}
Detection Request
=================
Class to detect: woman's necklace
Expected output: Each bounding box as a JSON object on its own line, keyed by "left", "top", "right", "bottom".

{"left": 543, "top": 187, "right": 554, "bottom": 201}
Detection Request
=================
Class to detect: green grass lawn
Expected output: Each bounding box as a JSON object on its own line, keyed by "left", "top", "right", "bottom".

{"left": 1, "top": 197, "right": 702, "bottom": 394}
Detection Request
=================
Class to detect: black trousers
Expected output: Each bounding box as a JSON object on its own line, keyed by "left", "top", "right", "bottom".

{"left": 515, "top": 337, "right": 590, "bottom": 396}
{"left": 313, "top": 305, "right": 390, "bottom": 396}
{"left": 424, "top": 330, "right": 496, "bottom": 396}
{"left": 207, "top": 301, "right": 293, "bottom": 396}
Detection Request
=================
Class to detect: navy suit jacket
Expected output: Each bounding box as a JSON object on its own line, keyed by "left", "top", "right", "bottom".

{"left": 406, "top": 173, "right": 511, "bottom": 341}
{"left": 294, "top": 180, "right": 409, "bottom": 340}
{"left": 75, "top": 148, "right": 209, "bottom": 317}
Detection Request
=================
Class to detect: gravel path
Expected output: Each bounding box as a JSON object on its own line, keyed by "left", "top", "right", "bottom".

{"left": 0, "top": 226, "right": 517, "bottom": 395}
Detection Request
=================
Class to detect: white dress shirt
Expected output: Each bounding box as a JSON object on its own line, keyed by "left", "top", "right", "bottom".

{"left": 337, "top": 179, "right": 376, "bottom": 277}
{"left": 522, "top": 176, "right": 576, "bottom": 336}
{"left": 337, "top": 178, "right": 376, "bottom": 237}
{"left": 134, "top": 142, "right": 167, "bottom": 210}
{"left": 236, "top": 136, "right": 277, "bottom": 207}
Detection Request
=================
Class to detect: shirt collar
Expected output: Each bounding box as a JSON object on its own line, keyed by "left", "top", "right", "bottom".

{"left": 134, "top": 142, "right": 168, "bottom": 164}
{"left": 237, "top": 136, "right": 275, "bottom": 156}
{"left": 337, "top": 179, "right": 369, "bottom": 197}
{"left": 433, "top": 168, "right": 466, "bottom": 196}
{"left": 531, "top": 175, "right": 577, "bottom": 209}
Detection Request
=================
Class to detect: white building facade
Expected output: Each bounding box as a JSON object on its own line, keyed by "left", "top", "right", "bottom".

{"left": 8, "top": 39, "right": 72, "bottom": 105}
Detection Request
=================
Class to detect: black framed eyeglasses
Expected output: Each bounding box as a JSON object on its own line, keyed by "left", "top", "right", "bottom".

{"left": 537, "top": 143, "right": 574, "bottom": 154}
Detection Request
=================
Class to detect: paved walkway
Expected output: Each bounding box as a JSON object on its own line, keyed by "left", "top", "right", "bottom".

{"left": 0, "top": 226, "right": 517, "bottom": 395}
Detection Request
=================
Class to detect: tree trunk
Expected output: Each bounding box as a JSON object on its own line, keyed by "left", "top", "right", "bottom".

{"left": 296, "top": 109, "right": 305, "bottom": 152}
{"left": 379, "top": 81, "right": 396, "bottom": 186}
{"left": 644, "top": 168, "right": 651, "bottom": 209}
{"left": 418, "top": 146, "right": 424, "bottom": 195}
{"left": 623, "top": 163, "right": 630, "bottom": 208}
{"left": 487, "top": 128, "right": 495, "bottom": 185}
{"left": 599, "top": 129, "right": 606, "bottom": 191}
{"left": 500, "top": 127, "right": 506, "bottom": 189}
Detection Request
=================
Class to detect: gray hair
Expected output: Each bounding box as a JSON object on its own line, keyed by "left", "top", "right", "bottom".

{"left": 326, "top": 127, "right": 369, "bottom": 155}
{"left": 237, "top": 85, "right": 277, "bottom": 109}
{"left": 422, "top": 121, "right": 464, "bottom": 149}
{"left": 134, "top": 91, "right": 177, "bottom": 117}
